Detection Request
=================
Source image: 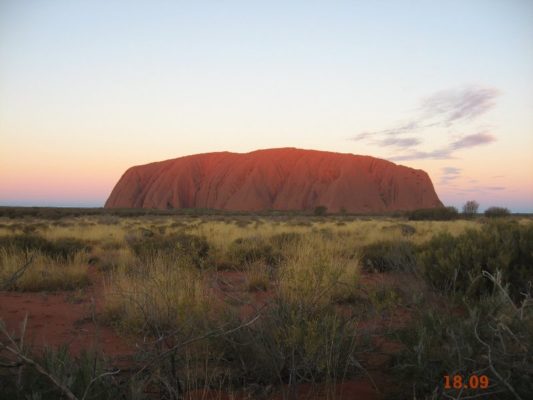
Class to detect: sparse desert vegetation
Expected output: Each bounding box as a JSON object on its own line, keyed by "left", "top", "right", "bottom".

{"left": 1, "top": 209, "right": 532, "bottom": 399}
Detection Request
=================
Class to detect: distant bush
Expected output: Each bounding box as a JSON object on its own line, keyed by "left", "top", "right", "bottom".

{"left": 462, "top": 200, "right": 479, "bottom": 217}
{"left": 381, "top": 223, "right": 416, "bottom": 236}
{"left": 484, "top": 206, "right": 511, "bottom": 218}
{"left": 419, "top": 221, "right": 533, "bottom": 301}
{"left": 408, "top": 206, "right": 459, "bottom": 221}
{"left": 313, "top": 205, "right": 328, "bottom": 216}
{"left": 360, "top": 240, "right": 417, "bottom": 273}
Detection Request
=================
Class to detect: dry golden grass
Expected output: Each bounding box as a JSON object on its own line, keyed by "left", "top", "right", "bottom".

{"left": 101, "top": 254, "right": 217, "bottom": 335}
{"left": 0, "top": 248, "right": 89, "bottom": 291}
{"left": 276, "top": 237, "right": 360, "bottom": 306}
{"left": 0, "top": 215, "right": 485, "bottom": 296}
{"left": 244, "top": 260, "right": 271, "bottom": 292}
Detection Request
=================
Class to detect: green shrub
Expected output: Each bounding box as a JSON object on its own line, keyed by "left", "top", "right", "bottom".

{"left": 408, "top": 206, "right": 459, "bottom": 221}
{"left": 360, "top": 240, "right": 417, "bottom": 273}
{"left": 419, "top": 222, "right": 533, "bottom": 301}
{"left": 393, "top": 281, "right": 533, "bottom": 399}
{"left": 313, "top": 205, "right": 327, "bottom": 216}
{"left": 462, "top": 200, "right": 479, "bottom": 217}
{"left": 484, "top": 206, "right": 511, "bottom": 218}
{"left": 221, "top": 297, "right": 360, "bottom": 387}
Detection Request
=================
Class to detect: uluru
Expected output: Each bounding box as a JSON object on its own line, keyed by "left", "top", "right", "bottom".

{"left": 105, "top": 148, "right": 443, "bottom": 213}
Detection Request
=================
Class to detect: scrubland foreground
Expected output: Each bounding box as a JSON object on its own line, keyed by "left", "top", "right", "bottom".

{"left": 0, "top": 212, "right": 532, "bottom": 399}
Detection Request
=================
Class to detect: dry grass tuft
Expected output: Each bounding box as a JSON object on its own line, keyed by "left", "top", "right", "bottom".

{"left": 0, "top": 248, "right": 90, "bottom": 291}
{"left": 101, "top": 254, "right": 218, "bottom": 336}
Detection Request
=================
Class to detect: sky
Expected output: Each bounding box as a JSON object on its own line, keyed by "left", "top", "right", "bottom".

{"left": 0, "top": 0, "right": 532, "bottom": 212}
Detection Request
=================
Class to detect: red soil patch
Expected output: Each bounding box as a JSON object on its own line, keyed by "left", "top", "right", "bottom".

{"left": 0, "top": 267, "right": 135, "bottom": 365}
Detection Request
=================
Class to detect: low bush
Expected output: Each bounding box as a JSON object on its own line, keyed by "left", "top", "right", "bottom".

{"left": 360, "top": 240, "right": 417, "bottom": 273}
{"left": 393, "top": 277, "right": 533, "bottom": 399}
{"left": 222, "top": 297, "right": 360, "bottom": 390}
{"left": 313, "top": 205, "right": 328, "bottom": 216}
{"left": 484, "top": 206, "right": 511, "bottom": 218}
{"left": 381, "top": 223, "right": 416, "bottom": 236}
{"left": 408, "top": 206, "right": 459, "bottom": 221}
{"left": 0, "top": 344, "right": 124, "bottom": 400}
{"left": 418, "top": 221, "right": 533, "bottom": 301}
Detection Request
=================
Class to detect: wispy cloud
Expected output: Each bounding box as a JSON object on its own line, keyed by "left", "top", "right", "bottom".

{"left": 449, "top": 132, "right": 496, "bottom": 150}
{"left": 349, "top": 85, "right": 500, "bottom": 161}
{"left": 439, "top": 166, "right": 461, "bottom": 185}
{"left": 420, "top": 87, "right": 499, "bottom": 126}
{"left": 374, "top": 137, "right": 421, "bottom": 148}
{"left": 352, "top": 121, "right": 420, "bottom": 140}
{"left": 389, "top": 132, "right": 496, "bottom": 161}
{"left": 390, "top": 148, "right": 452, "bottom": 161}
{"left": 459, "top": 185, "right": 506, "bottom": 192}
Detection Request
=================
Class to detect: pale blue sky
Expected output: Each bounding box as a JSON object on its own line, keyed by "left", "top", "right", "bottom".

{"left": 1, "top": 0, "right": 532, "bottom": 211}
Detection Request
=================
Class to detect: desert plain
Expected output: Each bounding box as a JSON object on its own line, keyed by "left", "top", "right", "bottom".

{"left": 0, "top": 207, "right": 531, "bottom": 399}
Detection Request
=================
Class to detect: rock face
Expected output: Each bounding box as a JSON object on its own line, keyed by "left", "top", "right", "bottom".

{"left": 105, "top": 148, "right": 443, "bottom": 212}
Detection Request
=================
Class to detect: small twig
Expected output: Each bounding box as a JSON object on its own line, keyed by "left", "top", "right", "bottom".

{"left": 474, "top": 322, "right": 523, "bottom": 400}
{"left": 81, "top": 369, "right": 120, "bottom": 400}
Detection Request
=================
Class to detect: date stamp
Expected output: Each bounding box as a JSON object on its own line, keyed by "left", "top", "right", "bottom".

{"left": 444, "top": 374, "right": 490, "bottom": 390}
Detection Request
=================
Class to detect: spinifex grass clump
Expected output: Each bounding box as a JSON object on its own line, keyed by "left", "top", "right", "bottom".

{"left": 88, "top": 244, "right": 135, "bottom": 272}
{"left": 0, "top": 234, "right": 91, "bottom": 261}
{"left": 227, "top": 236, "right": 281, "bottom": 268}
{"left": 277, "top": 237, "right": 360, "bottom": 305}
{"left": 360, "top": 239, "right": 417, "bottom": 273}
{"left": 0, "top": 248, "right": 89, "bottom": 291}
{"left": 126, "top": 232, "right": 210, "bottom": 268}
{"left": 244, "top": 260, "right": 272, "bottom": 292}
{"left": 221, "top": 241, "right": 362, "bottom": 393}
{"left": 101, "top": 254, "right": 238, "bottom": 398}
{"left": 102, "top": 254, "right": 218, "bottom": 337}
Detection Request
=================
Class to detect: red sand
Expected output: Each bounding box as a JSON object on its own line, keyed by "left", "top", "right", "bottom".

{"left": 105, "top": 148, "right": 442, "bottom": 212}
